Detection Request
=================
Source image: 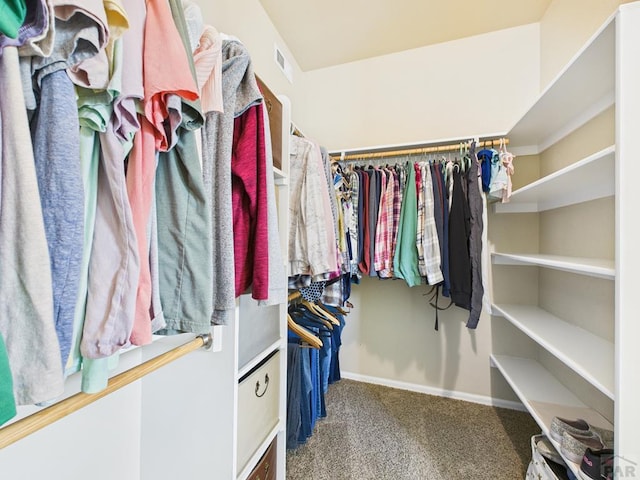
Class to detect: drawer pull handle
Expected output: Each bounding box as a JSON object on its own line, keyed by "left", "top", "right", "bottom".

{"left": 255, "top": 374, "right": 270, "bottom": 398}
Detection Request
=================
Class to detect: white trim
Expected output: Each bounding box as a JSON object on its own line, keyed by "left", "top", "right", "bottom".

{"left": 211, "top": 325, "right": 224, "bottom": 353}
{"left": 615, "top": 2, "right": 640, "bottom": 468}
{"left": 340, "top": 372, "right": 526, "bottom": 412}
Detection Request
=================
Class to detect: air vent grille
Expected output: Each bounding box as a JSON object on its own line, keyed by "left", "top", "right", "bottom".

{"left": 274, "top": 44, "right": 293, "bottom": 83}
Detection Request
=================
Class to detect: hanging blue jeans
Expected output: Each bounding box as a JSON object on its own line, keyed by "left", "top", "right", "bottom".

{"left": 286, "top": 341, "right": 301, "bottom": 450}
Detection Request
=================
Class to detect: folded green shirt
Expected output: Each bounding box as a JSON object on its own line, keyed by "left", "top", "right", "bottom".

{"left": 0, "top": 333, "right": 16, "bottom": 426}
{"left": 0, "top": 0, "right": 27, "bottom": 39}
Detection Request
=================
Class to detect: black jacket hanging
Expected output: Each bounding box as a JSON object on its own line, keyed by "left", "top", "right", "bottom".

{"left": 466, "top": 142, "right": 485, "bottom": 329}
{"left": 448, "top": 167, "right": 471, "bottom": 311}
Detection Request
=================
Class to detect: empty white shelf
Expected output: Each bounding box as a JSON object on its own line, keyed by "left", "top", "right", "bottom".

{"left": 494, "top": 145, "right": 615, "bottom": 213}
{"left": 492, "top": 253, "right": 615, "bottom": 280}
{"left": 508, "top": 20, "right": 615, "bottom": 152}
{"left": 490, "top": 354, "right": 613, "bottom": 478}
{"left": 492, "top": 304, "right": 614, "bottom": 399}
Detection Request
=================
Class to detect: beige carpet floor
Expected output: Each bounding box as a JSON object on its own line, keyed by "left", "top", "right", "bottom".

{"left": 286, "top": 379, "right": 538, "bottom": 480}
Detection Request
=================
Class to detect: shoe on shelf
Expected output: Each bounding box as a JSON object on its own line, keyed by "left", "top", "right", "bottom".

{"left": 588, "top": 426, "right": 614, "bottom": 448}
{"left": 579, "top": 448, "right": 614, "bottom": 480}
{"left": 550, "top": 417, "right": 591, "bottom": 443}
{"left": 550, "top": 417, "right": 614, "bottom": 447}
{"left": 561, "top": 431, "right": 605, "bottom": 464}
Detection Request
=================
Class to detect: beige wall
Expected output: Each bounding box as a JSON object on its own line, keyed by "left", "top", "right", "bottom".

{"left": 302, "top": 24, "right": 540, "bottom": 151}
{"left": 540, "top": 0, "right": 631, "bottom": 88}
{"left": 197, "top": 0, "right": 311, "bottom": 130}
{"left": 341, "top": 278, "right": 521, "bottom": 403}
{"left": 197, "top": 3, "right": 540, "bottom": 151}
{"left": 303, "top": 25, "right": 540, "bottom": 403}
{"left": 538, "top": 107, "right": 614, "bottom": 176}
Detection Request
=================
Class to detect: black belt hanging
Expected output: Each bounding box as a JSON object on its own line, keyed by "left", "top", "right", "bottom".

{"left": 424, "top": 284, "right": 453, "bottom": 331}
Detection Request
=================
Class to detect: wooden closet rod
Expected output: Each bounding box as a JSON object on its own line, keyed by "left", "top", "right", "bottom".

{"left": 0, "top": 333, "right": 213, "bottom": 450}
{"left": 331, "top": 138, "right": 509, "bottom": 161}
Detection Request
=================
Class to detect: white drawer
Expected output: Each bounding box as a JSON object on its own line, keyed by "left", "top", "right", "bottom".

{"left": 237, "top": 351, "right": 280, "bottom": 473}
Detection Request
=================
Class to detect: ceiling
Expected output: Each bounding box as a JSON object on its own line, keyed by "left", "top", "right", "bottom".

{"left": 259, "top": 0, "right": 553, "bottom": 71}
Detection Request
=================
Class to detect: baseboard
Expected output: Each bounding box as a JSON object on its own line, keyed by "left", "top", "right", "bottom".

{"left": 340, "top": 372, "right": 526, "bottom": 412}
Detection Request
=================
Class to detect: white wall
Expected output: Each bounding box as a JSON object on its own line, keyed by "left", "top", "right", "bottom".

{"left": 540, "top": 0, "right": 632, "bottom": 88}
{"left": 302, "top": 23, "right": 540, "bottom": 150}
{"left": 0, "top": 350, "right": 144, "bottom": 480}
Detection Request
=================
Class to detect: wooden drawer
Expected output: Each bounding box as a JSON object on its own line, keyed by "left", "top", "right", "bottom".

{"left": 246, "top": 438, "right": 277, "bottom": 480}
{"left": 237, "top": 351, "right": 280, "bottom": 473}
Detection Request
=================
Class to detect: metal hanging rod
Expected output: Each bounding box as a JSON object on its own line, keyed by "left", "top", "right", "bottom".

{"left": 0, "top": 333, "right": 213, "bottom": 450}
{"left": 330, "top": 138, "right": 509, "bottom": 162}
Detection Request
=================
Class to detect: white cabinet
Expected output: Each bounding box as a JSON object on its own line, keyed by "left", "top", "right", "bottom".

{"left": 489, "top": 3, "right": 640, "bottom": 476}
{"left": 224, "top": 91, "right": 291, "bottom": 480}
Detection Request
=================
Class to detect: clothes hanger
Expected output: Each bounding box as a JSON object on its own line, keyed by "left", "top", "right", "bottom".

{"left": 289, "top": 306, "right": 333, "bottom": 332}
{"left": 299, "top": 300, "right": 336, "bottom": 328}
{"left": 300, "top": 303, "right": 334, "bottom": 330}
{"left": 288, "top": 291, "right": 333, "bottom": 329}
{"left": 287, "top": 314, "right": 322, "bottom": 349}
{"left": 312, "top": 302, "right": 341, "bottom": 325}
{"left": 288, "top": 291, "right": 302, "bottom": 302}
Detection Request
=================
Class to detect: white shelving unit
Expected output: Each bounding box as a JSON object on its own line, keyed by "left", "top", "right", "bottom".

{"left": 490, "top": 3, "right": 640, "bottom": 475}
{"left": 507, "top": 21, "right": 615, "bottom": 152}
{"left": 491, "top": 355, "right": 613, "bottom": 474}
{"left": 491, "top": 253, "right": 615, "bottom": 280}
{"left": 492, "top": 304, "right": 614, "bottom": 398}
{"left": 494, "top": 145, "right": 615, "bottom": 213}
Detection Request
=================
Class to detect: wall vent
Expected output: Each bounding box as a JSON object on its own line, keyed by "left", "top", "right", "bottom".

{"left": 274, "top": 44, "right": 293, "bottom": 83}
